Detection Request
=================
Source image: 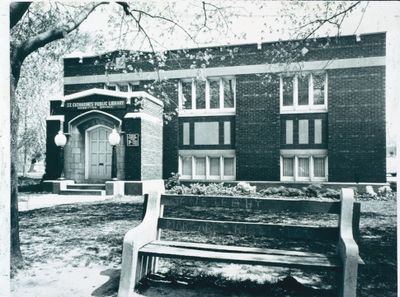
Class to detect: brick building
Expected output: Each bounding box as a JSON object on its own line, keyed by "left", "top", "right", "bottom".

{"left": 45, "top": 32, "right": 387, "bottom": 192}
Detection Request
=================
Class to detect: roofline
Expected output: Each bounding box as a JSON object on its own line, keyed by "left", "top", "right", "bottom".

{"left": 63, "top": 31, "right": 387, "bottom": 60}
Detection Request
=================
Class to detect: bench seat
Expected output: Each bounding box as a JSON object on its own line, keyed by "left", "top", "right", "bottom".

{"left": 140, "top": 240, "right": 342, "bottom": 270}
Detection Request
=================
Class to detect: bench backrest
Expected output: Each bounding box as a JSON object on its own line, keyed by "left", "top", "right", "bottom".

{"left": 154, "top": 192, "right": 361, "bottom": 242}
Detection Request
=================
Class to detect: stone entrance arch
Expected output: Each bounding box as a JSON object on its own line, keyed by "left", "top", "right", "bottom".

{"left": 64, "top": 110, "right": 124, "bottom": 182}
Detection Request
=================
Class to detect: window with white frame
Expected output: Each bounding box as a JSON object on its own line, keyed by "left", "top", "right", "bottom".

{"left": 180, "top": 119, "right": 233, "bottom": 147}
{"left": 194, "top": 122, "right": 219, "bottom": 145}
{"left": 280, "top": 72, "right": 328, "bottom": 113}
{"left": 298, "top": 120, "right": 309, "bottom": 144}
{"left": 285, "top": 120, "right": 293, "bottom": 144}
{"left": 280, "top": 151, "right": 328, "bottom": 181}
{"left": 314, "top": 119, "right": 322, "bottom": 144}
{"left": 179, "top": 77, "right": 236, "bottom": 114}
{"left": 179, "top": 152, "right": 235, "bottom": 180}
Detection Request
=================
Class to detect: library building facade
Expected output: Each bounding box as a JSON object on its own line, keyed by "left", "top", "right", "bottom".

{"left": 44, "top": 32, "right": 387, "bottom": 194}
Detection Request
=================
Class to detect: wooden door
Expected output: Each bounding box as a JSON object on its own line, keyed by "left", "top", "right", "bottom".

{"left": 88, "top": 126, "right": 112, "bottom": 180}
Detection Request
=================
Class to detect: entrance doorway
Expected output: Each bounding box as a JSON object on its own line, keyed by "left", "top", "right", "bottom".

{"left": 86, "top": 125, "right": 112, "bottom": 181}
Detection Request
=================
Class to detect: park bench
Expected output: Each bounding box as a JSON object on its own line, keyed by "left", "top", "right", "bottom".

{"left": 117, "top": 188, "right": 363, "bottom": 297}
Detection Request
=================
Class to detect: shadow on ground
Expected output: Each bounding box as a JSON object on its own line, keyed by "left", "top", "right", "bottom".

{"left": 91, "top": 268, "right": 336, "bottom": 297}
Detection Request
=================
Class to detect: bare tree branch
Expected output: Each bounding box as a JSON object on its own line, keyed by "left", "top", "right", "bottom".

{"left": 116, "top": 2, "right": 197, "bottom": 45}
{"left": 18, "top": 2, "right": 106, "bottom": 62}
{"left": 202, "top": 1, "right": 207, "bottom": 27}
{"left": 10, "top": 2, "right": 31, "bottom": 29}
{"left": 297, "top": 1, "right": 361, "bottom": 39}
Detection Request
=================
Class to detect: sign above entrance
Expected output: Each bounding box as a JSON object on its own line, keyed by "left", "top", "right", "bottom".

{"left": 64, "top": 98, "right": 126, "bottom": 111}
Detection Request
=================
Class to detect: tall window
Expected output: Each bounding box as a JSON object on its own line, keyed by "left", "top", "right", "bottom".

{"left": 313, "top": 157, "right": 326, "bottom": 177}
{"left": 209, "top": 157, "right": 220, "bottom": 176}
{"left": 223, "top": 78, "right": 235, "bottom": 108}
{"left": 195, "top": 157, "right": 206, "bottom": 177}
{"left": 285, "top": 120, "right": 293, "bottom": 144}
{"left": 298, "top": 157, "right": 310, "bottom": 177}
{"left": 282, "top": 157, "right": 294, "bottom": 177}
{"left": 183, "top": 122, "right": 190, "bottom": 145}
{"left": 181, "top": 157, "right": 192, "bottom": 176}
{"left": 280, "top": 72, "right": 327, "bottom": 112}
{"left": 298, "top": 120, "right": 309, "bottom": 144}
{"left": 179, "top": 77, "right": 235, "bottom": 113}
{"left": 196, "top": 80, "right": 206, "bottom": 109}
{"left": 224, "top": 121, "right": 231, "bottom": 145}
{"left": 224, "top": 157, "right": 235, "bottom": 176}
{"left": 181, "top": 81, "right": 192, "bottom": 109}
{"left": 314, "top": 119, "right": 322, "bottom": 144}
{"left": 282, "top": 77, "right": 293, "bottom": 106}
{"left": 297, "top": 74, "right": 309, "bottom": 106}
{"left": 313, "top": 74, "right": 326, "bottom": 105}
{"left": 209, "top": 80, "right": 220, "bottom": 109}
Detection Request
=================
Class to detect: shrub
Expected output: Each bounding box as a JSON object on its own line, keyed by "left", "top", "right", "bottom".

{"left": 321, "top": 188, "right": 340, "bottom": 199}
{"left": 260, "top": 187, "right": 279, "bottom": 196}
{"left": 204, "top": 183, "right": 237, "bottom": 196}
{"left": 259, "top": 186, "right": 303, "bottom": 197}
{"left": 165, "top": 172, "right": 180, "bottom": 190}
{"left": 303, "top": 184, "right": 322, "bottom": 197}
{"left": 286, "top": 187, "right": 305, "bottom": 197}
{"left": 190, "top": 183, "right": 207, "bottom": 195}
{"left": 235, "top": 182, "right": 256, "bottom": 195}
{"left": 169, "top": 185, "right": 189, "bottom": 194}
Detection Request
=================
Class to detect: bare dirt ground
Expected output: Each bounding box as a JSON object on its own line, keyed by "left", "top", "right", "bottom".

{"left": 11, "top": 194, "right": 396, "bottom": 297}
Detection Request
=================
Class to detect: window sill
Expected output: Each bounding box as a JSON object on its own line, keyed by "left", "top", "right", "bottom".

{"left": 280, "top": 177, "right": 328, "bottom": 182}
{"left": 179, "top": 109, "right": 236, "bottom": 117}
{"left": 280, "top": 106, "right": 327, "bottom": 114}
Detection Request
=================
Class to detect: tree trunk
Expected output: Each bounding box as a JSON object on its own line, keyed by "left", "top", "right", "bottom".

{"left": 22, "top": 111, "right": 27, "bottom": 177}
{"left": 10, "top": 70, "right": 23, "bottom": 274}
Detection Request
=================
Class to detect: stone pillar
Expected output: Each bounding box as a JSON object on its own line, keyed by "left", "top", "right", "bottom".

{"left": 123, "top": 118, "right": 141, "bottom": 180}
{"left": 44, "top": 120, "right": 62, "bottom": 180}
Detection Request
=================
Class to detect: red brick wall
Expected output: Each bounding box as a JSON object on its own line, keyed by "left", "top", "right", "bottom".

{"left": 327, "top": 66, "right": 386, "bottom": 182}
{"left": 235, "top": 74, "right": 281, "bottom": 181}
{"left": 63, "top": 33, "right": 386, "bottom": 77}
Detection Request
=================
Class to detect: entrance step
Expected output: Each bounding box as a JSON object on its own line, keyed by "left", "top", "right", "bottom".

{"left": 67, "top": 184, "right": 106, "bottom": 190}
{"left": 59, "top": 189, "right": 105, "bottom": 196}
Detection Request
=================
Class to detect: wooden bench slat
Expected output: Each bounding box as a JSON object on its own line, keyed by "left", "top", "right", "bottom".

{"left": 158, "top": 217, "right": 339, "bottom": 241}
{"left": 161, "top": 194, "right": 341, "bottom": 214}
{"left": 155, "top": 240, "right": 364, "bottom": 264}
{"left": 154, "top": 240, "right": 333, "bottom": 258}
{"left": 139, "top": 242, "right": 341, "bottom": 270}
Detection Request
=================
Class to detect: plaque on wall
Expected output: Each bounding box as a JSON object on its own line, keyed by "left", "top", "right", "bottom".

{"left": 127, "top": 133, "right": 139, "bottom": 147}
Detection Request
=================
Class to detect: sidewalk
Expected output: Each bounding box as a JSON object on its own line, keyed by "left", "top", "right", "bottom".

{"left": 18, "top": 193, "right": 112, "bottom": 211}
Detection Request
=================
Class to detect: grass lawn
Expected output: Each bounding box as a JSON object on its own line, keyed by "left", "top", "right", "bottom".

{"left": 11, "top": 194, "right": 396, "bottom": 297}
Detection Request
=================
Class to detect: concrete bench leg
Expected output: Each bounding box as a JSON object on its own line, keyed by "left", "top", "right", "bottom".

{"left": 117, "top": 192, "right": 161, "bottom": 297}
{"left": 118, "top": 240, "right": 139, "bottom": 297}
{"left": 339, "top": 257, "right": 358, "bottom": 297}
